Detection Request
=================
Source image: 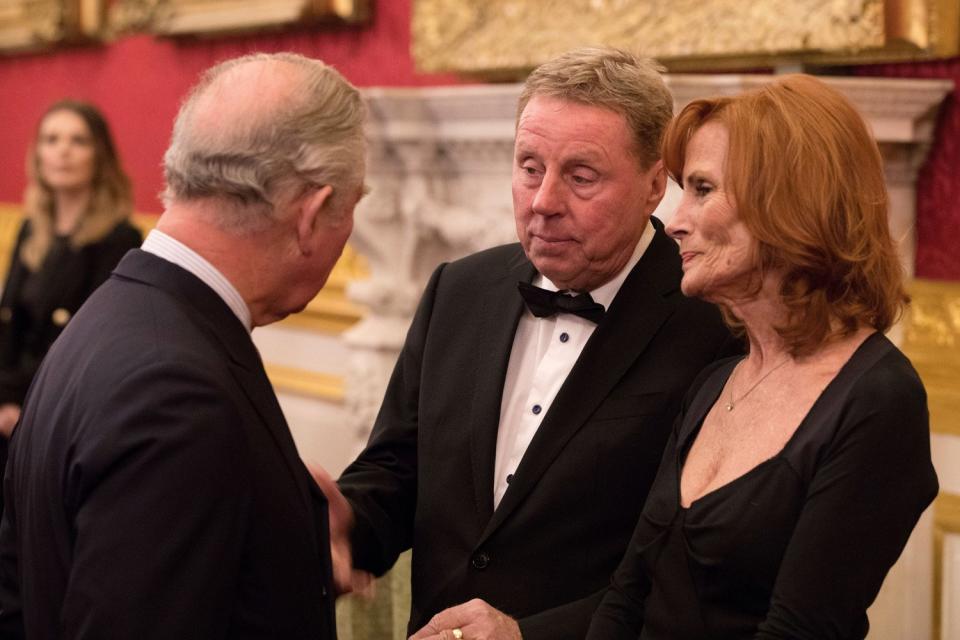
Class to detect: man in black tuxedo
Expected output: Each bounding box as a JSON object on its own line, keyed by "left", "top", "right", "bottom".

{"left": 0, "top": 53, "right": 366, "bottom": 639}
{"left": 336, "top": 47, "right": 736, "bottom": 640}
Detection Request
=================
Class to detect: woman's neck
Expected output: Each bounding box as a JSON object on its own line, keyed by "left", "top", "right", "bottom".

{"left": 53, "top": 188, "right": 92, "bottom": 236}
{"left": 727, "top": 275, "right": 871, "bottom": 370}
{"left": 720, "top": 274, "right": 792, "bottom": 367}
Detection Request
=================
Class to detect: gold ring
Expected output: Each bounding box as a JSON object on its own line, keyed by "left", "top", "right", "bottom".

{"left": 452, "top": 629, "right": 464, "bottom": 640}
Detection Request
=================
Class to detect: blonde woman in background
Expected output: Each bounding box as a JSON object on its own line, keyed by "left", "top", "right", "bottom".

{"left": 0, "top": 101, "right": 141, "bottom": 501}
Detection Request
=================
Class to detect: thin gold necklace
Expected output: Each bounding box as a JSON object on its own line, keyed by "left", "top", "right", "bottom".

{"left": 724, "top": 357, "right": 791, "bottom": 412}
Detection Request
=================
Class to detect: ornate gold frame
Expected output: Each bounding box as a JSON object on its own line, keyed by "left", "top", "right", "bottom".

{"left": 0, "top": 0, "right": 104, "bottom": 52}
{"left": 903, "top": 279, "right": 960, "bottom": 437}
{"left": 110, "top": 0, "right": 369, "bottom": 37}
{"left": 412, "top": 0, "right": 959, "bottom": 76}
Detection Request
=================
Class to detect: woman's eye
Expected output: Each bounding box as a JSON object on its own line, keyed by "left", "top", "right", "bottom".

{"left": 695, "top": 180, "right": 712, "bottom": 196}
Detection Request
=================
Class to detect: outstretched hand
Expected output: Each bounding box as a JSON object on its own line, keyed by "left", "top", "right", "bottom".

{"left": 409, "top": 599, "right": 521, "bottom": 640}
{"left": 306, "top": 462, "right": 375, "bottom": 598}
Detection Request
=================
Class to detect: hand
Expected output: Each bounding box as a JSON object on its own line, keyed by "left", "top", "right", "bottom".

{"left": 0, "top": 403, "right": 20, "bottom": 438}
{"left": 306, "top": 462, "right": 375, "bottom": 598}
{"left": 409, "top": 599, "right": 522, "bottom": 640}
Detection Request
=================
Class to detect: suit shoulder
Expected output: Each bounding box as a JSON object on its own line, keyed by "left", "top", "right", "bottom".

{"left": 436, "top": 243, "right": 526, "bottom": 286}
{"left": 447, "top": 243, "right": 525, "bottom": 273}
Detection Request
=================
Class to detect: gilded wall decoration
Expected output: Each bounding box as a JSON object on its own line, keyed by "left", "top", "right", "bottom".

{"left": 0, "top": 0, "right": 104, "bottom": 52}
{"left": 110, "top": 0, "right": 369, "bottom": 37}
{"left": 412, "top": 0, "right": 958, "bottom": 75}
{"left": 903, "top": 278, "right": 960, "bottom": 436}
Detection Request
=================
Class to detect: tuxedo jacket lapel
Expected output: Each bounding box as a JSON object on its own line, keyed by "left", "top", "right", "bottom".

{"left": 479, "top": 227, "right": 681, "bottom": 541}
{"left": 467, "top": 249, "right": 534, "bottom": 524}
{"left": 113, "top": 250, "right": 314, "bottom": 515}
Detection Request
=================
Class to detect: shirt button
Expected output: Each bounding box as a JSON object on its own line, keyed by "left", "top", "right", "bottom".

{"left": 472, "top": 552, "right": 490, "bottom": 570}
{"left": 532, "top": 404, "right": 542, "bottom": 415}
{"left": 506, "top": 473, "right": 514, "bottom": 484}
{"left": 559, "top": 332, "right": 569, "bottom": 343}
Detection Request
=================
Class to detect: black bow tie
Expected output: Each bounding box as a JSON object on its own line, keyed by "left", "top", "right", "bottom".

{"left": 517, "top": 281, "right": 606, "bottom": 324}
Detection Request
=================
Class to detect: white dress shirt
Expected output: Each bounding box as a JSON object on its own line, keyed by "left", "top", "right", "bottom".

{"left": 493, "top": 221, "right": 656, "bottom": 507}
{"left": 141, "top": 229, "right": 252, "bottom": 332}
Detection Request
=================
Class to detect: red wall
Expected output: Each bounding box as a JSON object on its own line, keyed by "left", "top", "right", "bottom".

{"left": 0, "top": 0, "right": 459, "bottom": 214}
{"left": 0, "top": 0, "right": 957, "bottom": 278}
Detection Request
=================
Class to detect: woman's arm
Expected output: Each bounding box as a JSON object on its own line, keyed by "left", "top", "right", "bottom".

{"left": 756, "top": 357, "right": 938, "bottom": 639}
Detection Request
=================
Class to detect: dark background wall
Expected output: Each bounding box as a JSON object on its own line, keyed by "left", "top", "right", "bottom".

{"left": 0, "top": 0, "right": 957, "bottom": 278}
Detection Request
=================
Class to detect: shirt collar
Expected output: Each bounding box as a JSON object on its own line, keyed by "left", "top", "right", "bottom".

{"left": 536, "top": 219, "right": 655, "bottom": 309}
{"left": 141, "top": 229, "right": 252, "bottom": 332}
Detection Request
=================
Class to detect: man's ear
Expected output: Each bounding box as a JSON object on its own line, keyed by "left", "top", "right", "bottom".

{"left": 296, "top": 184, "right": 334, "bottom": 256}
{"left": 644, "top": 159, "right": 667, "bottom": 213}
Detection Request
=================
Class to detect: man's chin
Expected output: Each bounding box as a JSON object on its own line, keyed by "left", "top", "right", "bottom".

{"left": 528, "top": 259, "right": 577, "bottom": 287}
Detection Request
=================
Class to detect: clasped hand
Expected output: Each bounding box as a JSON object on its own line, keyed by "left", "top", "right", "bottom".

{"left": 306, "top": 463, "right": 374, "bottom": 598}
{"left": 409, "top": 599, "right": 522, "bottom": 640}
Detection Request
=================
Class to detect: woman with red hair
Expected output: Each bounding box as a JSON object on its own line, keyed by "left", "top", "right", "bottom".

{"left": 588, "top": 75, "right": 938, "bottom": 639}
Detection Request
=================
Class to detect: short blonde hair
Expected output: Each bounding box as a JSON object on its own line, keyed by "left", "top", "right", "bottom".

{"left": 517, "top": 46, "right": 673, "bottom": 168}
{"left": 663, "top": 74, "right": 907, "bottom": 356}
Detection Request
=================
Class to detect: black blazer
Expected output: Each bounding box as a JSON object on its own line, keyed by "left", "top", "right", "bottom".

{"left": 0, "top": 250, "right": 336, "bottom": 640}
{"left": 0, "top": 219, "right": 142, "bottom": 405}
{"left": 339, "top": 221, "right": 737, "bottom": 639}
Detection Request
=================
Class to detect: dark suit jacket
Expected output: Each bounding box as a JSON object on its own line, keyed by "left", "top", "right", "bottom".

{"left": 338, "top": 221, "right": 737, "bottom": 639}
{"left": 0, "top": 250, "right": 336, "bottom": 640}
{"left": 0, "top": 219, "right": 141, "bottom": 517}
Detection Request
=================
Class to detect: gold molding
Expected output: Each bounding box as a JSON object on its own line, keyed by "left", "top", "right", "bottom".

{"left": 110, "top": 0, "right": 369, "bottom": 37}
{"left": 933, "top": 492, "right": 960, "bottom": 640}
{"left": 411, "top": 0, "right": 959, "bottom": 76}
{"left": 903, "top": 279, "right": 960, "bottom": 437}
{"left": 0, "top": 0, "right": 105, "bottom": 52}
{"left": 264, "top": 363, "right": 344, "bottom": 402}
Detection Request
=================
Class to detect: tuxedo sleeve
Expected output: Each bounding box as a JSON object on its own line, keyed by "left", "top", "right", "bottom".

{"left": 338, "top": 263, "right": 446, "bottom": 575}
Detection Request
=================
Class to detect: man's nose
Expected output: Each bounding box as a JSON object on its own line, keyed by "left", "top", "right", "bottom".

{"left": 531, "top": 171, "right": 564, "bottom": 216}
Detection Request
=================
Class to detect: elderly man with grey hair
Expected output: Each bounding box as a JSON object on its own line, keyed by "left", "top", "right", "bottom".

{"left": 0, "top": 52, "right": 365, "bottom": 639}
{"left": 335, "top": 47, "right": 735, "bottom": 640}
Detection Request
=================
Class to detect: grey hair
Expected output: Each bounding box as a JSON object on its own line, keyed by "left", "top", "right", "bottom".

{"left": 517, "top": 47, "right": 672, "bottom": 168}
{"left": 163, "top": 52, "right": 366, "bottom": 231}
